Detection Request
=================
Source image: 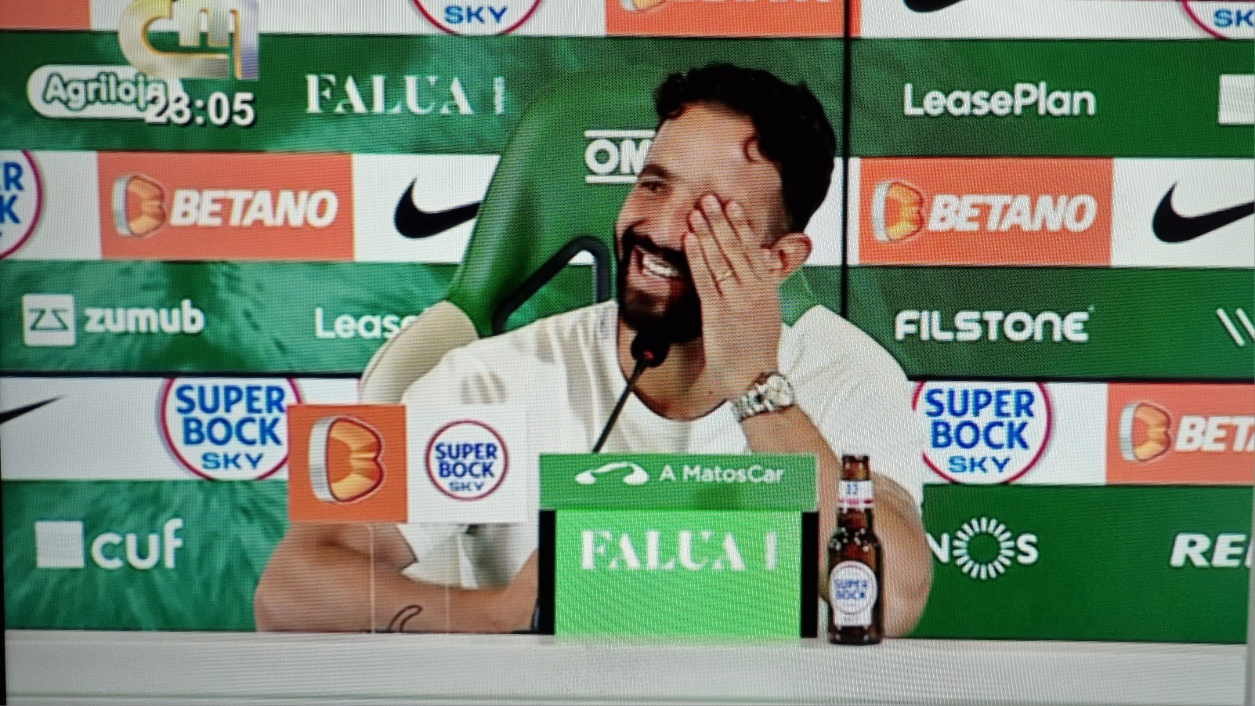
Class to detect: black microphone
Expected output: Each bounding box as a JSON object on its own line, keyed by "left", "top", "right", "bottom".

{"left": 591, "top": 331, "right": 670, "bottom": 453}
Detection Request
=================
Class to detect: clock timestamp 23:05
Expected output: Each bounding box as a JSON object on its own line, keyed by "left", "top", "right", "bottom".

{"left": 145, "top": 90, "right": 256, "bottom": 127}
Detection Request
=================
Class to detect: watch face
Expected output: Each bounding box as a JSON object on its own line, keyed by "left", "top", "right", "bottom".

{"left": 764, "top": 373, "right": 795, "bottom": 407}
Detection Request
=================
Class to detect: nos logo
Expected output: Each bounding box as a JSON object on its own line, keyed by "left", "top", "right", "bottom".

{"left": 160, "top": 377, "right": 301, "bottom": 480}
{"left": 914, "top": 381, "right": 1052, "bottom": 484}
{"left": 0, "top": 151, "right": 42, "bottom": 259}
{"left": 928, "top": 517, "right": 1038, "bottom": 581}
{"left": 413, "top": 0, "right": 542, "bottom": 35}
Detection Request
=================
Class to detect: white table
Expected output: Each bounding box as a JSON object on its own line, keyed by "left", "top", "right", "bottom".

{"left": 6, "top": 630, "right": 1246, "bottom": 705}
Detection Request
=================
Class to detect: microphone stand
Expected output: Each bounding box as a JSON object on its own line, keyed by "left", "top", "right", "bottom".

{"left": 591, "top": 331, "right": 670, "bottom": 453}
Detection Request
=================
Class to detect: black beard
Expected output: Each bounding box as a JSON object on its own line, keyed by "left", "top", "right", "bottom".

{"left": 616, "top": 227, "right": 703, "bottom": 345}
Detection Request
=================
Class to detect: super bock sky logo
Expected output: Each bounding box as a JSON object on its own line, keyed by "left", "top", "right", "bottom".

{"left": 0, "top": 151, "right": 42, "bottom": 259}
{"left": 914, "top": 381, "right": 1052, "bottom": 484}
{"left": 412, "top": 0, "right": 542, "bottom": 35}
{"left": 160, "top": 377, "right": 302, "bottom": 480}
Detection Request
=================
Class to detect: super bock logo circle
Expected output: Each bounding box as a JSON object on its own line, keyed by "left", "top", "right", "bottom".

{"left": 0, "top": 151, "right": 42, "bottom": 259}
{"left": 913, "top": 381, "right": 1052, "bottom": 484}
{"left": 412, "top": 0, "right": 542, "bottom": 35}
{"left": 425, "top": 420, "right": 509, "bottom": 500}
{"left": 160, "top": 377, "right": 302, "bottom": 480}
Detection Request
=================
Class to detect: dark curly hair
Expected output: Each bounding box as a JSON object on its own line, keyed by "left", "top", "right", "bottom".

{"left": 654, "top": 63, "right": 837, "bottom": 232}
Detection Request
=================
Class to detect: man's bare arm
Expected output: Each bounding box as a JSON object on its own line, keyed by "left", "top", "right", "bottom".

{"left": 254, "top": 523, "right": 536, "bottom": 633}
{"left": 741, "top": 408, "right": 933, "bottom": 637}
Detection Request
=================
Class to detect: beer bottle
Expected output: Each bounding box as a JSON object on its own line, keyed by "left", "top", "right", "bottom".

{"left": 827, "top": 454, "right": 883, "bottom": 644}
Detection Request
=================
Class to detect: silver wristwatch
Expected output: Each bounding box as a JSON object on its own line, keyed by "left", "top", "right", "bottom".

{"left": 731, "top": 372, "right": 796, "bottom": 422}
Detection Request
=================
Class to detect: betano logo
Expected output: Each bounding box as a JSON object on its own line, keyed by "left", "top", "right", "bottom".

{"left": 585, "top": 130, "right": 654, "bottom": 184}
{"left": 904, "top": 82, "right": 1096, "bottom": 118}
{"left": 608, "top": 0, "right": 842, "bottom": 37}
{"left": 0, "top": 151, "right": 43, "bottom": 259}
{"left": 287, "top": 404, "right": 408, "bottom": 523}
{"left": 99, "top": 153, "right": 353, "bottom": 261}
{"left": 928, "top": 516, "right": 1038, "bottom": 581}
{"left": 34, "top": 519, "right": 184, "bottom": 571}
{"left": 1108, "top": 384, "right": 1255, "bottom": 485}
{"left": 118, "top": 0, "right": 258, "bottom": 80}
{"left": 308, "top": 416, "right": 386, "bottom": 503}
{"left": 858, "top": 158, "right": 1112, "bottom": 266}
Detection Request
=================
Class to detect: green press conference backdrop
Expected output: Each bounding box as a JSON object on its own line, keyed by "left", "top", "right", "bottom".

{"left": 4, "top": 481, "right": 1248, "bottom": 642}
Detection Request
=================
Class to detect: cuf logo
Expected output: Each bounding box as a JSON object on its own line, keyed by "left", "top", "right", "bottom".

{"left": 0, "top": 151, "right": 42, "bottom": 258}
{"left": 412, "top": 0, "right": 543, "bottom": 35}
{"left": 118, "top": 0, "right": 259, "bottom": 80}
{"left": 160, "top": 377, "right": 301, "bottom": 480}
{"left": 914, "top": 381, "right": 1052, "bottom": 484}
{"left": 425, "top": 420, "right": 508, "bottom": 500}
{"left": 308, "top": 416, "right": 386, "bottom": 503}
{"left": 575, "top": 460, "right": 650, "bottom": 486}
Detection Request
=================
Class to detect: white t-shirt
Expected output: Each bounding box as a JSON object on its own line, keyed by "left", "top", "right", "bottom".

{"left": 396, "top": 301, "right": 923, "bottom": 589}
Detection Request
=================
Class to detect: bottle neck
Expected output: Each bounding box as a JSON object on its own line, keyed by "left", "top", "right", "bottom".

{"left": 837, "top": 507, "right": 874, "bottom": 531}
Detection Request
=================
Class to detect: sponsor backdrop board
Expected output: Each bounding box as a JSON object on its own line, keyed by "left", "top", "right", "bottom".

{"left": 1, "top": 33, "right": 845, "bottom": 155}
{"left": 850, "top": 40, "right": 1253, "bottom": 157}
{"left": 5, "top": 481, "right": 1248, "bottom": 642}
{"left": 1, "top": 260, "right": 599, "bottom": 373}
{"left": 843, "top": 266, "right": 1255, "bottom": 381}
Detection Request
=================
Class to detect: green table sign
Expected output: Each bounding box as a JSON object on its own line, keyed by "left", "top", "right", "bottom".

{"left": 539, "top": 454, "right": 817, "bottom": 638}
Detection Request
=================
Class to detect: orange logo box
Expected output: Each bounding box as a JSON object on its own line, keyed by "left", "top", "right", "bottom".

{"left": 1106, "top": 383, "right": 1255, "bottom": 485}
{"left": 0, "top": 0, "right": 89, "bottom": 29}
{"left": 287, "top": 405, "right": 408, "bottom": 523}
{"left": 98, "top": 152, "right": 353, "bottom": 261}
{"left": 606, "top": 0, "right": 845, "bottom": 37}
{"left": 858, "top": 158, "right": 1112, "bottom": 266}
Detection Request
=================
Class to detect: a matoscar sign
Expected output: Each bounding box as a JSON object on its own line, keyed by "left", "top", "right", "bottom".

{"left": 539, "top": 454, "right": 816, "bottom": 638}
{"left": 286, "top": 403, "right": 532, "bottom": 524}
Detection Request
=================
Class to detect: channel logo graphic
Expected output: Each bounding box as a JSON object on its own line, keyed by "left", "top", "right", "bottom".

{"left": 118, "top": 0, "right": 259, "bottom": 80}
{"left": 34, "top": 518, "right": 185, "bottom": 571}
{"left": 913, "top": 381, "right": 1052, "bottom": 484}
{"left": 98, "top": 153, "right": 353, "bottom": 261}
{"left": 1107, "top": 383, "right": 1255, "bottom": 485}
{"left": 927, "top": 516, "right": 1038, "bottom": 581}
{"left": 857, "top": 158, "right": 1111, "bottom": 265}
{"left": 287, "top": 404, "right": 408, "bottom": 523}
{"left": 585, "top": 130, "right": 654, "bottom": 185}
{"left": 606, "top": 0, "right": 843, "bottom": 37}
{"left": 22, "top": 294, "right": 75, "bottom": 347}
{"left": 159, "top": 378, "right": 301, "bottom": 480}
{"left": 425, "top": 420, "right": 509, "bottom": 500}
{"left": 0, "top": 151, "right": 43, "bottom": 259}
{"left": 412, "top": 0, "right": 542, "bottom": 35}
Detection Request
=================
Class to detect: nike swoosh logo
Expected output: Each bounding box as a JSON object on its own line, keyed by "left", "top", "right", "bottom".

{"left": 904, "top": 0, "right": 966, "bottom": 12}
{"left": 0, "top": 397, "right": 59, "bottom": 425}
{"left": 1152, "top": 185, "right": 1255, "bottom": 244}
{"left": 394, "top": 180, "right": 481, "bottom": 239}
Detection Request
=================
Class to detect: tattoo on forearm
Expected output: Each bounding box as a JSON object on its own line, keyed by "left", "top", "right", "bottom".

{"left": 386, "top": 604, "right": 423, "bottom": 632}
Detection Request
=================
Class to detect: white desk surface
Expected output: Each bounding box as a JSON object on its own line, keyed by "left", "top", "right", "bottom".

{"left": 6, "top": 630, "right": 1246, "bottom": 705}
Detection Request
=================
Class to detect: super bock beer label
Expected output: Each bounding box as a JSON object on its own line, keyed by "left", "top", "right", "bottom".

{"left": 838, "top": 480, "right": 874, "bottom": 510}
{"left": 830, "top": 560, "right": 877, "bottom": 628}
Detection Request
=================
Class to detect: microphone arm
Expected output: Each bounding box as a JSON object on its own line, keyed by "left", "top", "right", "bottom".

{"left": 591, "top": 331, "right": 670, "bottom": 453}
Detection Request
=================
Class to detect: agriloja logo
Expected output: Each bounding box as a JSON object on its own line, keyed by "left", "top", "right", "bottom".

{"left": 914, "top": 381, "right": 1052, "bottom": 483}
{"left": 160, "top": 378, "right": 302, "bottom": 480}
